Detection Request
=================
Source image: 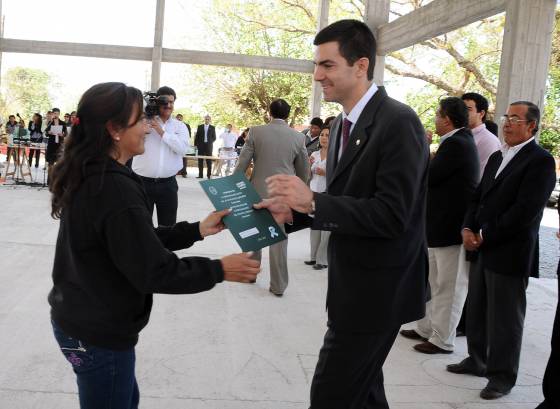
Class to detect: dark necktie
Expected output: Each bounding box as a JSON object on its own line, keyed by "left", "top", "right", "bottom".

{"left": 342, "top": 118, "right": 352, "bottom": 153}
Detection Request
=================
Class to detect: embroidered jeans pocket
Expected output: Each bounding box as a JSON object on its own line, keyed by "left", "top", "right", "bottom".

{"left": 52, "top": 321, "right": 94, "bottom": 370}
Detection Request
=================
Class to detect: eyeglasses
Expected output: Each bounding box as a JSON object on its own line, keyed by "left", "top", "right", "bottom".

{"left": 500, "top": 115, "right": 530, "bottom": 125}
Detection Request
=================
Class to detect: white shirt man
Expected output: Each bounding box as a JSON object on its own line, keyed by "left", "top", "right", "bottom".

{"left": 132, "top": 86, "right": 189, "bottom": 226}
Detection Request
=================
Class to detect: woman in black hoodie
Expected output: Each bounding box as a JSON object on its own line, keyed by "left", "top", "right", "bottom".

{"left": 48, "top": 82, "right": 260, "bottom": 409}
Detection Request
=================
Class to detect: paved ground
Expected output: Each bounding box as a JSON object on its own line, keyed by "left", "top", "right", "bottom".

{"left": 0, "top": 165, "right": 557, "bottom": 408}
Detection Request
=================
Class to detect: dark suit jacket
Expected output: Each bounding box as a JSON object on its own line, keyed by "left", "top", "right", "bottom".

{"left": 305, "top": 136, "right": 320, "bottom": 156}
{"left": 289, "top": 87, "right": 430, "bottom": 332}
{"left": 463, "top": 140, "right": 556, "bottom": 278}
{"left": 194, "top": 124, "right": 216, "bottom": 155}
{"left": 427, "top": 128, "right": 479, "bottom": 247}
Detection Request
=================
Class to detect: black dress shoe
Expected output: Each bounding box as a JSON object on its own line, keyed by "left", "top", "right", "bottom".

{"left": 196, "top": 176, "right": 203, "bottom": 179}
{"left": 313, "top": 264, "right": 327, "bottom": 270}
{"left": 304, "top": 260, "right": 316, "bottom": 265}
{"left": 399, "top": 329, "right": 428, "bottom": 341}
{"left": 413, "top": 341, "right": 453, "bottom": 354}
{"left": 480, "top": 386, "right": 510, "bottom": 400}
{"left": 446, "top": 360, "right": 485, "bottom": 376}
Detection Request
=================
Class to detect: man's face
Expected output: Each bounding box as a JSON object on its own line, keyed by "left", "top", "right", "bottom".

{"left": 226, "top": 124, "right": 232, "bottom": 132}
{"left": 52, "top": 111, "right": 60, "bottom": 120}
{"left": 502, "top": 104, "right": 535, "bottom": 147}
{"left": 313, "top": 41, "right": 366, "bottom": 106}
{"left": 434, "top": 109, "right": 451, "bottom": 136}
{"left": 204, "top": 116, "right": 211, "bottom": 125}
{"left": 158, "top": 94, "right": 175, "bottom": 117}
{"left": 8, "top": 116, "right": 15, "bottom": 124}
{"left": 309, "top": 124, "right": 321, "bottom": 138}
{"left": 464, "top": 99, "right": 484, "bottom": 129}
{"left": 176, "top": 114, "right": 183, "bottom": 121}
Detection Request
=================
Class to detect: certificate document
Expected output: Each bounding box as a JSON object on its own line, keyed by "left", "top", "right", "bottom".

{"left": 200, "top": 173, "right": 287, "bottom": 252}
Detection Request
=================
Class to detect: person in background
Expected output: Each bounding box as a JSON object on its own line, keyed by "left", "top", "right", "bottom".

{"left": 28, "top": 113, "right": 44, "bottom": 168}
{"left": 235, "top": 128, "right": 249, "bottom": 155}
{"left": 305, "top": 126, "right": 330, "bottom": 270}
{"left": 175, "top": 113, "right": 191, "bottom": 178}
{"left": 235, "top": 98, "right": 309, "bottom": 297}
{"left": 132, "top": 86, "right": 189, "bottom": 227}
{"left": 305, "top": 117, "right": 323, "bottom": 155}
{"left": 194, "top": 115, "right": 216, "bottom": 179}
{"left": 447, "top": 101, "right": 556, "bottom": 400}
{"left": 45, "top": 108, "right": 68, "bottom": 184}
{"left": 323, "top": 116, "right": 336, "bottom": 129}
{"left": 48, "top": 82, "right": 260, "bottom": 409}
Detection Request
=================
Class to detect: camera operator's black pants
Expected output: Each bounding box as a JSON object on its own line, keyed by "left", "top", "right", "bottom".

{"left": 140, "top": 176, "right": 178, "bottom": 227}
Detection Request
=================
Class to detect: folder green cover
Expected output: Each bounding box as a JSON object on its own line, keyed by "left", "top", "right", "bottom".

{"left": 199, "top": 173, "right": 287, "bottom": 252}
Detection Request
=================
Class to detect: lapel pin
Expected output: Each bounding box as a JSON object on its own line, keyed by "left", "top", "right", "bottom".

{"left": 356, "top": 139, "right": 361, "bottom": 145}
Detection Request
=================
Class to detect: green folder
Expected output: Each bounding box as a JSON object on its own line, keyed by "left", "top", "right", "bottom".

{"left": 199, "top": 173, "right": 287, "bottom": 252}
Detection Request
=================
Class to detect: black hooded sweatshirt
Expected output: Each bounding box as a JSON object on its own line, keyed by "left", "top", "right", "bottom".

{"left": 48, "top": 159, "right": 224, "bottom": 350}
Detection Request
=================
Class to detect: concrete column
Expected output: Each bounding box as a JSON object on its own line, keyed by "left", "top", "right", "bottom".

{"left": 151, "top": 0, "right": 165, "bottom": 91}
{"left": 0, "top": 0, "right": 3, "bottom": 89}
{"left": 495, "top": 0, "right": 556, "bottom": 139}
{"left": 364, "top": 0, "right": 390, "bottom": 85}
{"left": 310, "top": 0, "right": 329, "bottom": 119}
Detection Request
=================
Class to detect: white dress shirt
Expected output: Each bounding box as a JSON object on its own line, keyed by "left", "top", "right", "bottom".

{"left": 471, "top": 123, "right": 501, "bottom": 180}
{"left": 339, "top": 82, "right": 378, "bottom": 159}
{"left": 438, "top": 127, "right": 462, "bottom": 145}
{"left": 495, "top": 137, "right": 535, "bottom": 178}
{"left": 220, "top": 131, "right": 238, "bottom": 148}
{"left": 310, "top": 150, "right": 327, "bottom": 193}
{"left": 204, "top": 124, "right": 209, "bottom": 143}
{"left": 132, "top": 117, "right": 190, "bottom": 178}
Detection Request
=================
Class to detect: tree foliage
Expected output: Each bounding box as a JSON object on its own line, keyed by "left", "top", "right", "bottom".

{"left": 1, "top": 67, "right": 52, "bottom": 122}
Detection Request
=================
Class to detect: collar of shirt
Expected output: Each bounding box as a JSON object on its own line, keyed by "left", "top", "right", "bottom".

{"left": 342, "top": 82, "right": 378, "bottom": 133}
{"left": 500, "top": 136, "right": 534, "bottom": 157}
{"left": 471, "top": 123, "right": 487, "bottom": 136}
{"left": 439, "top": 127, "right": 463, "bottom": 145}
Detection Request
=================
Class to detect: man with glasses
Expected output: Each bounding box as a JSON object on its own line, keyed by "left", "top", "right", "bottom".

{"left": 132, "top": 86, "right": 189, "bottom": 226}
{"left": 447, "top": 101, "right": 556, "bottom": 400}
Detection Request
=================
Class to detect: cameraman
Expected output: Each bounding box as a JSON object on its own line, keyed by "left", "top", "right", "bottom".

{"left": 132, "top": 86, "right": 189, "bottom": 226}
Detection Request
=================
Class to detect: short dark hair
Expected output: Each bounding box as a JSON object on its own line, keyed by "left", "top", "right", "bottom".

{"left": 8, "top": 114, "right": 15, "bottom": 119}
{"left": 269, "top": 99, "right": 291, "bottom": 120}
{"left": 511, "top": 101, "right": 540, "bottom": 135}
{"left": 485, "top": 120, "right": 498, "bottom": 136}
{"left": 52, "top": 108, "right": 60, "bottom": 113}
{"left": 461, "top": 92, "right": 489, "bottom": 121}
{"left": 438, "top": 97, "right": 469, "bottom": 129}
{"left": 310, "top": 117, "right": 323, "bottom": 128}
{"left": 157, "top": 85, "right": 176, "bottom": 100}
{"left": 314, "top": 19, "right": 376, "bottom": 81}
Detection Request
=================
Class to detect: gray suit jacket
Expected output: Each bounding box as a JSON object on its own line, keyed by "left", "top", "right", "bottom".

{"left": 234, "top": 119, "right": 309, "bottom": 198}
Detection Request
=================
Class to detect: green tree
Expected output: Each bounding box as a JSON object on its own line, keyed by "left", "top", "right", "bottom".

{"left": 2, "top": 67, "right": 52, "bottom": 121}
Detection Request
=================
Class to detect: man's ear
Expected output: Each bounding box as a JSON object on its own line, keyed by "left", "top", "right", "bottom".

{"left": 355, "top": 57, "right": 370, "bottom": 78}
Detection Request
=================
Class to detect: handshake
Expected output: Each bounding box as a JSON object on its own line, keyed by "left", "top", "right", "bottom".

{"left": 199, "top": 174, "right": 314, "bottom": 285}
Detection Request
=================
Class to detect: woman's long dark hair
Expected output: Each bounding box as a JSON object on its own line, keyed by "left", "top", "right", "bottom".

{"left": 50, "top": 82, "right": 143, "bottom": 219}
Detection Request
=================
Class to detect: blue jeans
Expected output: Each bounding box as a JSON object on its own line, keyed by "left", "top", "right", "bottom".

{"left": 51, "top": 320, "right": 139, "bottom": 409}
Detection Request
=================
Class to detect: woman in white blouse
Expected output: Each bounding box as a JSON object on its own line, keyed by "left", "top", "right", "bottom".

{"left": 306, "top": 126, "right": 330, "bottom": 270}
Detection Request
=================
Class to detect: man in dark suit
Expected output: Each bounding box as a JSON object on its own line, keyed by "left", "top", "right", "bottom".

{"left": 257, "top": 20, "right": 429, "bottom": 408}
{"left": 194, "top": 115, "right": 216, "bottom": 179}
{"left": 537, "top": 204, "right": 560, "bottom": 408}
{"left": 305, "top": 117, "right": 323, "bottom": 155}
{"left": 447, "top": 101, "right": 556, "bottom": 400}
{"left": 401, "top": 97, "right": 479, "bottom": 354}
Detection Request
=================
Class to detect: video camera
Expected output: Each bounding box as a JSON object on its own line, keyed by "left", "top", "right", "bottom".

{"left": 143, "top": 92, "right": 169, "bottom": 118}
